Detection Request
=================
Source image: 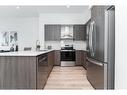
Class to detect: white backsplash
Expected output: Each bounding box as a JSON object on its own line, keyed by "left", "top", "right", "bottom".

{"left": 45, "top": 41, "right": 61, "bottom": 50}
{"left": 45, "top": 41, "right": 87, "bottom": 50}
{"left": 74, "top": 41, "right": 87, "bottom": 50}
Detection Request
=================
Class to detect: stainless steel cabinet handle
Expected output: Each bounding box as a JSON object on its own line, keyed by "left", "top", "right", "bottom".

{"left": 38, "top": 57, "right": 47, "bottom": 63}
{"left": 87, "top": 57, "right": 103, "bottom": 66}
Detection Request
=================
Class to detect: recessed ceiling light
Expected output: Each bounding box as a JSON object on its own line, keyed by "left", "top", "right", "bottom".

{"left": 67, "top": 5, "right": 70, "bottom": 8}
{"left": 88, "top": 5, "right": 92, "bottom": 9}
{"left": 16, "top": 6, "right": 20, "bottom": 9}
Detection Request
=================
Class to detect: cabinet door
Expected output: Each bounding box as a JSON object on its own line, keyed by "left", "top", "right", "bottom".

{"left": 0, "top": 56, "right": 36, "bottom": 89}
{"left": 37, "top": 54, "right": 48, "bottom": 89}
{"left": 82, "top": 51, "right": 87, "bottom": 69}
{"left": 45, "top": 25, "right": 54, "bottom": 41}
{"left": 54, "top": 25, "right": 61, "bottom": 41}
{"left": 73, "top": 25, "right": 86, "bottom": 41}
{"left": 45, "top": 25, "right": 61, "bottom": 41}
{"left": 54, "top": 50, "right": 60, "bottom": 66}
{"left": 75, "top": 50, "right": 82, "bottom": 65}
{"left": 48, "top": 51, "right": 54, "bottom": 73}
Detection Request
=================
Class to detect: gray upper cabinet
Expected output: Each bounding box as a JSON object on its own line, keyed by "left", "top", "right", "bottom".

{"left": 54, "top": 25, "right": 61, "bottom": 41}
{"left": 45, "top": 25, "right": 61, "bottom": 41}
{"left": 73, "top": 25, "right": 86, "bottom": 41}
{"left": 45, "top": 24, "right": 87, "bottom": 41}
{"left": 45, "top": 25, "right": 54, "bottom": 41}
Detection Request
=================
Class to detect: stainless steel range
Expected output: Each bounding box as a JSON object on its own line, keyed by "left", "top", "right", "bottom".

{"left": 61, "top": 45, "right": 75, "bottom": 66}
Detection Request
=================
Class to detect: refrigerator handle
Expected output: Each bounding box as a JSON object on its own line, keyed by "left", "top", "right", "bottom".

{"left": 90, "top": 21, "right": 95, "bottom": 56}
{"left": 87, "top": 57, "right": 104, "bottom": 67}
{"left": 87, "top": 25, "right": 90, "bottom": 52}
{"left": 104, "top": 10, "right": 109, "bottom": 62}
{"left": 88, "top": 24, "right": 92, "bottom": 53}
{"left": 91, "top": 21, "right": 94, "bottom": 56}
{"left": 89, "top": 22, "right": 93, "bottom": 55}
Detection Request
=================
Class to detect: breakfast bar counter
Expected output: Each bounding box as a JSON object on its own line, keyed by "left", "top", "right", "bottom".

{"left": 0, "top": 50, "right": 54, "bottom": 89}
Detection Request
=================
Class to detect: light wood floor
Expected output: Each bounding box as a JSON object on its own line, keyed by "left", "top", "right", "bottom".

{"left": 44, "top": 66, "right": 94, "bottom": 90}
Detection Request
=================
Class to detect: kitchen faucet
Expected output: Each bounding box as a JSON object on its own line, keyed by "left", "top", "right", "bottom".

{"left": 36, "top": 40, "right": 40, "bottom": 51}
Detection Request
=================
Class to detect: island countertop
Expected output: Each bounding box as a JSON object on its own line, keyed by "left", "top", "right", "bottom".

{"left": 0, "top": 50, "right": 54, "bottom": 56}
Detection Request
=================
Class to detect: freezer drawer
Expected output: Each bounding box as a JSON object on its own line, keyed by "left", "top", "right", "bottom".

{"left": 86, "top": 58, "right": 107, "bottom": 89}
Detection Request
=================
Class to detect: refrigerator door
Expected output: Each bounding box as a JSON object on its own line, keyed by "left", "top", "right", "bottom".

{"left": 86, "top": 57, "right": 107, "bottom": 89}
{"left": 104, "top": 6, "right": 115, "bottom": 89}
{"left": 87, "top": 7, "right": 106, "bottom": 62}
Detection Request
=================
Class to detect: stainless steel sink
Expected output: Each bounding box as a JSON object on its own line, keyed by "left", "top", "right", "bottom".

{"left": 38, "top": 50, "right": 48, "bottom": 52}
{"left": 0, "top": 50, "right": 10, "bottom": 53}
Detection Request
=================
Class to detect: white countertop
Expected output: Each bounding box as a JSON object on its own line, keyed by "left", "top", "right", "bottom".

{"left": 0, "top": 50, "right": 53, "bottom": 56}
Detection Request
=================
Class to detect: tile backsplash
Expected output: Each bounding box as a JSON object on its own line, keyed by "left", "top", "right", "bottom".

{"left": 45, "top": 41, "right": 61, "bottom": 50}
{"left": 45, "top": 41, "right": 87, "bottom": 50}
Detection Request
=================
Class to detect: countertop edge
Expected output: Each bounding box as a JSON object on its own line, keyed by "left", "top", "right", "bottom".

{"left": 0, "top": 50, "right": 54, "bottom": 57}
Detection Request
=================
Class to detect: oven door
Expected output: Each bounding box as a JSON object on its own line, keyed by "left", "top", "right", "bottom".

{"left": 60, "top": 50, "right": 75, "bottom": 66}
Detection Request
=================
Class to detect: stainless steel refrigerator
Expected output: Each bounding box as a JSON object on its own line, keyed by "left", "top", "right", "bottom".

{"left": 86, "top": 6, "right": 115, "bottom": 89}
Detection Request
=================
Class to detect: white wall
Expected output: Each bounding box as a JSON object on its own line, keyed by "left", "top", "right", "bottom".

{"left": 17, "top": 17, "right": 39, "bottom": 51}
{"left": 39, "top": 12, "right": 91, "bottom": 49}
{"left": 0, "top": 17, "right": 39, "bottom": 51}
{"left": 0, "top": 12, "right": 91, "bottom": 51}
{"left": 115, "top": 6, "right": 127, "bottom": 89}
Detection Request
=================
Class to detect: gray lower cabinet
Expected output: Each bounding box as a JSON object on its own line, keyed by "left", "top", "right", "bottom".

{"left": 48, "top": 51, "right": 54, "bottom": 74}
{"left": 45, "top": 25, "right": 61, "bottom": 41}
{"left": 37, "top": 54, "right": 48, "bottom": 89}
{"left": 36, "top": 51, "right": 55, "bottom": 89}
{"left": 82, "top": 51, "right": 87, "bottom": 69}
{"left": 0, "top": 51, "right": 54, "bottom": 89}
{"left": 0, "top": 56, "right": 36, "bottom": 89}
{"left": 54, "top": 50, "right": 60, "bottom": 66}
{"left": 76, "top": 50, "right": 87, "bottom": 68}
{"left": 73, "top": 25, "right": 86, "bottom": 41}
{"left": 75, "top": 50, "right": 82, "bottom": 66}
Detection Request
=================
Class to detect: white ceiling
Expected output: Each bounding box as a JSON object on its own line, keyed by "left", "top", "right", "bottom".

{"left": 0, "top": 6, "right": 89, "bottom": 17}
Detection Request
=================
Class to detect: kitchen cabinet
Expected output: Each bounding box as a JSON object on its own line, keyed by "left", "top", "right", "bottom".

{"left": 81, "top": 51, "right": 87, "bottom": 69}
{"left": 37, "top": 54, "right": 48, "bottom": 89}
{"left": 45, "top": 24, "right": 86, "bottom": 41}
{"left": 75, "top": 50, "right": 82, "bottom": 66}
{"left": 48, "top": 51, "right": 54, "bottom": 74}
{"left": 37, "top": 51, "right": 55, "bottom": 89}
{"left": 0, "top": 56, "right": 36, "bottom": 89}
{"left": 45, "top": 25, "right": 61, "bottom": 41}
{"left": 0, "top": 51, "right": 54, "bottom": 89}
{"left": 75, "top": 50, "right": 87, "bottom": 68}
{"left": 73, "top": 25, "right": 86, "bottom": 41}
{"left": 54, "top": 50, "right": 60, "bottom": 66}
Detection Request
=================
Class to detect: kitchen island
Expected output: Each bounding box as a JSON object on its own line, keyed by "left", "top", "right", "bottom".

{"left": 0, "top": 50, "right": 54, "bottom": 89}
